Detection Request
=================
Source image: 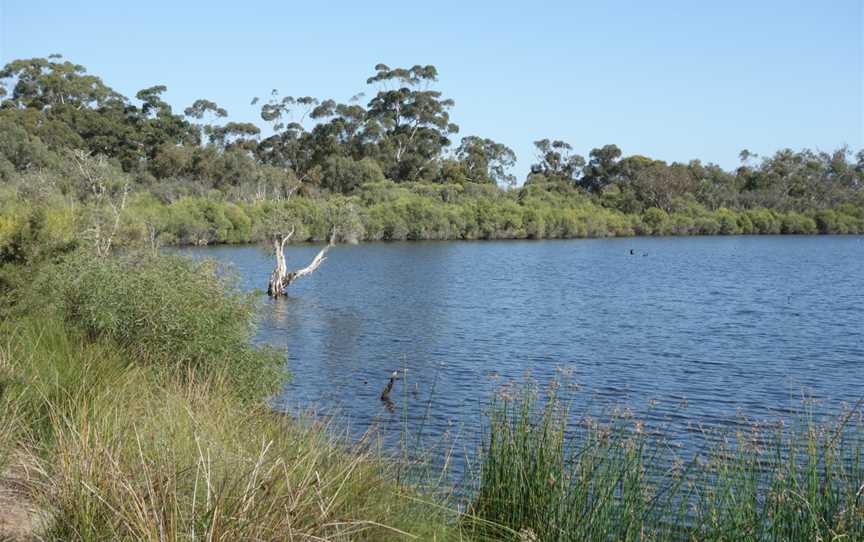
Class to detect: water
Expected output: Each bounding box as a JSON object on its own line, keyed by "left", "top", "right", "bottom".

{"left": 180, "top": 236, "right": 864, "bottom": 472}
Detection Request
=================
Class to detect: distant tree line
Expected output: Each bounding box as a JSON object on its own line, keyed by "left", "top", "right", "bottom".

{"left": 1, "top": 55, "right": 862, "bottom": 251}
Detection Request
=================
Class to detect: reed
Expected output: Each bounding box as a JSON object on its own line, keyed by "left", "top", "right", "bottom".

{"left": 464, "top": 384, "right": 864, "bottom": 541}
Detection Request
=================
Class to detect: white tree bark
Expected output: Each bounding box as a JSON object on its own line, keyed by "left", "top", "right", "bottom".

{"left": 72, "top": 150, "right": 129, "bottom": 258}
{"left": 267, "top": 228, "right": 335, "bottom": 297}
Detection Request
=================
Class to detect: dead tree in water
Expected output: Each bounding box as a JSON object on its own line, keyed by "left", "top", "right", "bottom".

{"left": 267, "top": 228, "right": 336, "bottom": 298}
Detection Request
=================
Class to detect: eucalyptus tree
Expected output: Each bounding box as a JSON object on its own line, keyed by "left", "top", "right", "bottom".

{"left": 255, "top": 92, "right": 321, "bottom": 181}
{"left": 854, "top": 150, "right": 864, "bottom": 190}
{"left": 529, "top": 139, "right": 585, "bottom": 185}
{"left": 745, "top": 147, "right": 862, "bottom": 209}
{"left": 0, "top": 55, "right": 122, "bottom": 111}
{"left": 132, "top": 85, "right": 197, "bottom": 164}
{"left": 580, "top": 144, "right": 623, "bottom": 194}
{"left": 822, "top": 146, "right": 860, "bottom": 190}
{"left": 208, "top": 122, "right": 261, "bottom": 151}
{"left": 738, "top": 149, "right": 828, "bottom": 209}
{"left": 690, "top": 160, "right": 740, "bottom": 210}
{"left": 306, "top": 96, "right": 369, "bottom": 164}
{"left": 454, "top": 136, "right": 517, "bottom": 186}
{"left": 364, "top": 64, "right": 458, "bottom": 182}
{"left": 183, "top": 98, "right": 228, "bottom": 145}
{"left": 629, "top": 161, "right": 697, "bottom": 213}
{"left": 0, "top": 55, "right": 140, "bottom": 166}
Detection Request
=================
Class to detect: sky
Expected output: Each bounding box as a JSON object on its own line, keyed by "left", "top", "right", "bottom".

{"left": 1, "top": 0, "right": 862, "bottom": 180}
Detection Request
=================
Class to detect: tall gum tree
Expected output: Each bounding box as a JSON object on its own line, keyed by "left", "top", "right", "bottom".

{"left": 364, "top": 64, "right": 458, "bottom": 182}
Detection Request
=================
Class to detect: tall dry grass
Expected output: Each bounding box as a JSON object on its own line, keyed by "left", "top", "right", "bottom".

{"left": 1, "top": 316, "right": 468, "bottom": 541}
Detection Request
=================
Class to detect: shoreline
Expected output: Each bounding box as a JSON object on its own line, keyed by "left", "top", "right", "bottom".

{"left": 168, "top": 231, "right": 864, "bottom": 249}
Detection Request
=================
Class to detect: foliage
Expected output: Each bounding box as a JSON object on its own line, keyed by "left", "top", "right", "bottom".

{"left": 0, "top": 211, "right": 464, "bottom": 539}
{"left": 28, "top": 251, "right": 285, "bottom": 399}
{"left": 465, "top": 384, "right": 864, "bottom": 542}
{"left": 0, "top": 315, "right": 466, "bottom": 541}
{"left": 1, "top": 55, "right": 862, "bottom": 245}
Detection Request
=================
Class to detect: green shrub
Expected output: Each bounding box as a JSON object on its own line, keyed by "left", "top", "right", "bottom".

{"left": 34, "top": 252, "right": 284, "bottom": 400}
{"left": 746, "top": 209, "right": 780, "bottom": 234}
{"left": 223, "top": 203, "right": 252, "bottom": 242}
{"left": 736, "top": 212, "right": 754, "bottom": 234}
{"left": 714, "top": 208, "right": 741, "bottom": 234}
{"left": 781, "top": 212, "right": 817, "bottom": 234}
{"left": 695, "top": 215, "right": 721, "bottom": 235}
{"left": 641, "top": 207, "right": 670, "bottom": 235}
{"left": 813, "top": 209, "right": 836, "bottom": 233}
{"left": 668, "top": 213, "right": 696, "bottom": 235}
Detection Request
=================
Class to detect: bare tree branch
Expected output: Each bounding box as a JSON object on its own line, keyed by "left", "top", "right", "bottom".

{"left": 267, "top": 227, "right": 335, "bottom": 297}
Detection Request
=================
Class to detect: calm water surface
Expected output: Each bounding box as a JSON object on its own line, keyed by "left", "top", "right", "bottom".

{"left": 181, "top": 236, "right": 864, "bottom": 467}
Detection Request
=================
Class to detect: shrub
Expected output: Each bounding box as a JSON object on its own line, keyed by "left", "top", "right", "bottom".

{"left": 322, "top": 156, "right": 386, "bottom": 194}
{"left": 781, "top": 212, "right": 817, "bottom": 234}
{"left": 714, "top": 208, "right": 741, "bottom": 235}
{"left": 641, "top": 207, "right": 670, "bottom": 235}
{"left": 736, "top": 212, "right": 754, "bottom": 234}
{"left": 34, "top": 252, "right": 285, "bottom": 399}
{"left": 815, "top": 209, "right": 840, "bottom": 233}
{"left": 695, "top": 216, "right": 721, "bottom": 235}
{"left": 746, "top": 209, "right": 781, "bottom": 234}
{"left": 668, "top": 213, "right": 696, "bottom": 235}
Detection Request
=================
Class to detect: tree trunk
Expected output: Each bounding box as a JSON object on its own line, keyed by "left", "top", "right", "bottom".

{"left": 267, "top": 228, "right": 335, "bottom": 298}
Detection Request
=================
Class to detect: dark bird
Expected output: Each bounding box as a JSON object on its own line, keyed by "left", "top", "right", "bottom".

{"left": 380, "top": 371, "right": 399, "bottom": 402}
{"left": 630, "top": 249, "right": 635, "bottom": 255}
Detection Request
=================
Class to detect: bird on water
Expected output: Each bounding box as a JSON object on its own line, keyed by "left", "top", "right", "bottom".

{"left": 380, "top": 371, "right": 399, "bottom": 402}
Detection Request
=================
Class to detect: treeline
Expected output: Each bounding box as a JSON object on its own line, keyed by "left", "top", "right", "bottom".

{"left": 1, "top": 55, "right": 863, "bottom": 249}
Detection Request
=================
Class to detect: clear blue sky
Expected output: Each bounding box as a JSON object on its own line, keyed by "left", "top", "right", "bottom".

{"left": 1, "top": 0, "right": 861, "bottom": 180}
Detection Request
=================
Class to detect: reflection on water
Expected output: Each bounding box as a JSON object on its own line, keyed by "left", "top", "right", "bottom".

{"left": 179, "top": 236, "right": 864, "bottom": 473}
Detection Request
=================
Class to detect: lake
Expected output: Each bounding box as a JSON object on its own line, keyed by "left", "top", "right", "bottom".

{"left": 180, "top": 236, "right": 864, "bottom": 473}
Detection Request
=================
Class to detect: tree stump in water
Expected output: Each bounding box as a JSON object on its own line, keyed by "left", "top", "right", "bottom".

{"left": 268, "top": 228, "right": 336, "bottom": 298}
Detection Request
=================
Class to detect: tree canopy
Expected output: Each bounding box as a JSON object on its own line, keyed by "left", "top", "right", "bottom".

{"left": 1, "top": 55, "right": 862, "bottom": 246}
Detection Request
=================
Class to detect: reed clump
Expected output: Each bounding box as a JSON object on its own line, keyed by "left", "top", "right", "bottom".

{"left": 464, "top": 384, "right": 864, "bottom": 541}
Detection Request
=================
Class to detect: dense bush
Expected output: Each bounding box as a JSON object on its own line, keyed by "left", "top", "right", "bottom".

{"left": 2, "top": 166, "right": 863, "bottom": 253}
{"left": 129, "top": 190, "right": 864, "bottom": 244}
{"left": 33, "top": 252, "right": 284, "bottom": 399}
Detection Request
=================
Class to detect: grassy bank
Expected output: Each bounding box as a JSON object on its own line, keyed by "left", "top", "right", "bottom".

{"left": 0, "top": 251, "right": 468, "bottom": 540}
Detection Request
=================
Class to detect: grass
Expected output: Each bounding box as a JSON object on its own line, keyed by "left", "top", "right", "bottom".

{"left": 464, "top": 383, "right": 864, "bottom": 541}
{"left": 0, "top": 316, "right": 468, "bottom": 541}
